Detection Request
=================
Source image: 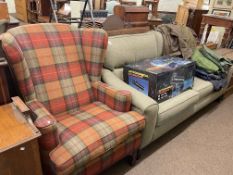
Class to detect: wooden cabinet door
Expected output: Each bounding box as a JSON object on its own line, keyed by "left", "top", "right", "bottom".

{"left": 0, "top": 139, "right": 42, "bottom": 175}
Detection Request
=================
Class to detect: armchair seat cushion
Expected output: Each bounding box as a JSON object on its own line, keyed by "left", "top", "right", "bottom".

{"left": 50, "top": 101, "right": 145, "bottom": 173}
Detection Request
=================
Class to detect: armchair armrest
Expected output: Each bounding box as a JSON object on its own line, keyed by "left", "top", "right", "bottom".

{"left": 26, "top": 100, "right": 57, "bottom": 130}
{"left": 102, "top": 69, "right": 159, "bottom": 148}
{"left": 26, "top": 99, "right": 58, "bottom": 150}
{"left": 92, "top": 81, "right": 132, "bottom": 112}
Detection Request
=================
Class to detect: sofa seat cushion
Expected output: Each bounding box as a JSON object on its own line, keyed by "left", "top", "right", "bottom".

{"left": 49, "top": 101, "right": 145, "bottom": 173}
{"left": 192, "top": 77, "right": 214, "bottom": 99}
{"left": 157, "top": 90, "right": 199, "bottom": 126}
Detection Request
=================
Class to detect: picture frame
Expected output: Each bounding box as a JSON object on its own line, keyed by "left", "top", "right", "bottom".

{"left": 213, "top": 0, "right": 233, "bottom": 9}
{"left": 212, "top": 9, "right": 231, "bottom": 16}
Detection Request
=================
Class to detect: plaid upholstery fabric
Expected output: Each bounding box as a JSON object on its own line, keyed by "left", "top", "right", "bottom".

{"left": 50, "top": 101, "right": 145, "bottom": 174}
{"left": 2, "top": 24, "right": 108, "bottom": 114}
{"left": 2, "top": 33, "right": 36, "bottom": 101}
{"left": 92, "top": 81, "right": 132, "bottom": 112}
{"left": 2, "top": 23, "right": 145, "bottom": 175}
{"left": 79, "top": 133, "right": 141, "bottom": 175}
{"left": 80, "top": 28, "right": 108, "bottom": 82}
{"left": 27, "top": 100, "right": 58, "bottom": 151}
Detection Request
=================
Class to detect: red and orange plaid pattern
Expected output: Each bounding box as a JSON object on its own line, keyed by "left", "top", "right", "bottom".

{"left": 50, "top": 102, "right": 144, "bottom": 174}
{"left": 2, "top": 23, "right": 145, "bottom": 175}
{"left": 92, "top": 81, "right": 132, "bottom": 112}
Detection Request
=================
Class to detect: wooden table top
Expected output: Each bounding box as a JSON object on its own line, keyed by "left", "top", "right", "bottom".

{"left": 0, "top": 104, "right": 40, "bottom": 153}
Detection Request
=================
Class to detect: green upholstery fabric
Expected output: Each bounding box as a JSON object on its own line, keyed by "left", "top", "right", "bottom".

{"left": 192, "top": 78, "right": 214, "bottom": 99}
{"left": 105, "top": 31, "right": 163, "bottom": 70}
{"left": 102, "top": 32, "right": 232, "bottom": 149}
{"left": 157, "top": 90, "right": 199, "bottom": 126}
{"left": 194, "top": 90, "right": 223, "bottom": 112}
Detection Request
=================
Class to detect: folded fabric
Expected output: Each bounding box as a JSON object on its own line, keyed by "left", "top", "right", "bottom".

{"left": 195, "top": 68, "right": 227, "bottom": 91}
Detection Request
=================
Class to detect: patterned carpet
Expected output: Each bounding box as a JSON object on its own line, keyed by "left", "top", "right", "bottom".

{"left": 103, "top": 94, "right": 233, "bottom": 175}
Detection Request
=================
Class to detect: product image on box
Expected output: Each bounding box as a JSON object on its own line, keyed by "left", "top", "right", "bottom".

{"left": 128, "top": 70, "right": 149, "bottom": 95}
{"left": 123, "top": 57, "right": 196, "bottom": 103}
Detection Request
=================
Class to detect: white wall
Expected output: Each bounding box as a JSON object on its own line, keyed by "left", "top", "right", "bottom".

{"left": 158, "top": 0, "right": 182, "bottom": 12}
{"left": 5, "top": 0, "right": 15, "bottom": 13}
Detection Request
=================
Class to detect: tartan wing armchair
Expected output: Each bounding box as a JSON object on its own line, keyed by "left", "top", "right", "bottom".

{"left": 2, "top": 23, "right": 145, "bottom": 175}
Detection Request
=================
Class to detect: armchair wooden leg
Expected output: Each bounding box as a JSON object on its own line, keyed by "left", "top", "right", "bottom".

{"left": 128, "top": 149, "right": 141, "bottom": 166}
{"left": 136, "top": 149, "right": 141, "bottom": 160}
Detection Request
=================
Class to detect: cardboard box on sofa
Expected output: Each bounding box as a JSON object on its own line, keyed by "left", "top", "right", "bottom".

{"left": 123, "top": 57, "right": 196, "bottom": 103}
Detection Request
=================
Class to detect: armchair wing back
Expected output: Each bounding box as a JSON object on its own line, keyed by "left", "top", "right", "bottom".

{"left": 2, "top": 23, "right": 145, "bottom": 175}
{"left": 2, "top": 24, "right": 107, "bottom": 114}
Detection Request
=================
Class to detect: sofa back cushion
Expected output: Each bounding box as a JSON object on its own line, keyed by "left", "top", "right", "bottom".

{"left": 104, "top": 30, "right": 163, "bottom": 70}
{"left": 2, "top": 24, "right": 96, "bottom": 115}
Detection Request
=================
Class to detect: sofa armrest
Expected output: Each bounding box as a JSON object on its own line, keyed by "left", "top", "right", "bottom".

{"left": 92, "top": 81, "right": 132, "bottom": 112}
{"left": 26, "top": 100, "right": 58, "bottom": 150}
{"left": 102, "top": 69, "right": 159, "bottom": 148}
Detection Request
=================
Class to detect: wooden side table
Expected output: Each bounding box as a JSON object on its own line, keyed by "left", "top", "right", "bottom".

{"left": 199, "top": 14, "right": 233, "bottom": 47}
{"left": 0, "top": 103, "right": 42, "bottom": 175}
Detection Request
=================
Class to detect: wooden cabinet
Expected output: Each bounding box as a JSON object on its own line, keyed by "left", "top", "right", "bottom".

{"left": 0, "top": 103, "right": 42, "bottom": 175}
{"left": 199, "top": 14, "right": 233, "bottom": 47}
{"left": 14, "top": 0, "right": 50, "bottom": 23}
{"left": 176, "top": 5, "right": 208, "bottom": 36}
{"left": 0, "top": 60, "right": 10, "bottom": 105}
{"left": 14, "top": 0, "right": 28, "bottom": 22}
{"left": 0, "top": 2, "right": 9, "bottom": 20}
{"left": 114, "top": 5, "right": 149, "bottom": 27}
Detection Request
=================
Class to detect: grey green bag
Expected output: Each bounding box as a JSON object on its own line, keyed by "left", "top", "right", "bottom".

{"left": 191, "top": 45, "right": 232, "bottom": 74}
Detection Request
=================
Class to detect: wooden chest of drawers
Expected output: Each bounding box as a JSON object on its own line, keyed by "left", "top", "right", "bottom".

{"left": 0, "top": 104, "right": 42, "bottom": 175}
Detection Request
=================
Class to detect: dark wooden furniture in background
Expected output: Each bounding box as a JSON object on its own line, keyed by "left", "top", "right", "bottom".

{"left": 7, "top": 16, "right": 20, "bottom": 29}
{"left": 0, "top": 59, "right": 10, "bottom": 105}
{"left": 176, "top": 5, "right": 208, "bottom": 36}
{"left": 144, "top": 0, "right": 159, "bottom": 17}
{"left": 14, "top": 0, "right": 28, "bottom": 22}
{"left": 107, "top": 26, "right": 150, "bottom": 36}
{"left": 114, "top": 5, "right": 149, "bottom": 27}
{"left": 144, "top": 0, "right": 162, "bottom": 28}
{"left": 0, "top": 103, "right": 42, "bottom": 175}
{"left": 14, "top": 0, "right": 51, "bottom": 23}
{"left": 119, "top": 0, "right": 137, "bottom": 6}
{"left": 199, "top": 14, "right": 233, "bottom": 48}
{"left": 0, "top": 1, "right": 9, "bottom": 20}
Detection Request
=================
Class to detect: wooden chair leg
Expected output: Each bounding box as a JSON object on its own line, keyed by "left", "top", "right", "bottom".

{"left": 128, "top": 149, "right": 141, "bottom": 166}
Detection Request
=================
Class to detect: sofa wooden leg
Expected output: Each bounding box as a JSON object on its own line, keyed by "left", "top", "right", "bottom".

{"left": 136, "top": 149, "right": 141, "bottom": 160}
{"left": 128, "top": 150, "right": 140, "bottom": 166}
{"left": 216, "top": 95, "right": 224, "bottom": 103}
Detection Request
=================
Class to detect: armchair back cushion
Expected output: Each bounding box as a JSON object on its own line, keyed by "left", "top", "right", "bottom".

{"left": 104, "top": 30, "right": 163, "bottom": 70}
{"left": 3, "top": 24, "right": 108, "bottom": 115}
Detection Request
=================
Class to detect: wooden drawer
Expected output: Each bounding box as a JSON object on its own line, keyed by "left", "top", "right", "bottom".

{"left": 0, "top": 139, "right": 42, "bottom": 175}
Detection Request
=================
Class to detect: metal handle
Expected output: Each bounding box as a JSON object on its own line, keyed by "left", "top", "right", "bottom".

{"left": 20, "top": 147, "right": 25, "bottom": 151}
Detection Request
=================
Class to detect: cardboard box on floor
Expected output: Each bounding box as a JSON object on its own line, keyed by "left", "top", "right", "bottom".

{"left": 0, "top": 2, "right": 9, "bottom": 20}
